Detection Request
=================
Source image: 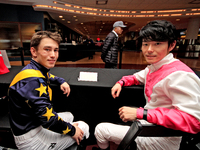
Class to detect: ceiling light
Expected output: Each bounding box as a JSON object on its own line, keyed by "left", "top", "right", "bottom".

{"left": 73, "top": 16, "right": 77, "bottom": 17}
{"left": 59, "top": 16, "right": 63, "bottom": 18}
{"left": 62, "top": 19, "right": 65, "bottom": 21}
{"left": 96, "top": 0, "right": 108, "bottom": 5}
{"left": 81, "top": 23, "right": 83, "bottom": 24}
{"left": 75, "top": 19, "right": 78, "bottom": 21}
{"left": 67, "top": 21, "right": 71, "bottom": 23}
{"left": 176, "top": 19, "right": 180, "bottom": 21}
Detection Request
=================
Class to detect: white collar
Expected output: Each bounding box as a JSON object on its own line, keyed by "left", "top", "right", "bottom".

{"left": 147, "top": 53, "right": 178, "bottom": 72}
{"left": 112, "top": 30, "right": 118, "bottom": 37}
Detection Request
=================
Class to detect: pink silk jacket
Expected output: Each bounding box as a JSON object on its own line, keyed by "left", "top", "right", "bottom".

{"left": 117, "top": 53, "right": 200, "bottom": 134}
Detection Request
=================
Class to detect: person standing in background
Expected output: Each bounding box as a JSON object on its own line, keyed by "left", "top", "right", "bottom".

{"left": 101, "top": 21, "right": 126, "bottom": 69}
{"left": 84, "top": 35, "right": 94, "bottom": 59}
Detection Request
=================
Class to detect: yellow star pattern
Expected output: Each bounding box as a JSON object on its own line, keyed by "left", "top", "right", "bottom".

{"left": 42, "top": 107, "right": 55, "bottom": 121}
{"left": 35, "top": 83, "right": 47, "bottom": 97}
{"left": 48, "top": 86, "right": 52, "bottom": 101}
{"left": 25, "top": 100, "right": 31, "bottom": 108}
{"left": 58, "top": 116, "right": 63, "bottom": 121}
{"left": 63, "top": 126, "right": 71, "bottom": 134}
{"left": 49, "top": 73, "right": 55, "bottom": 79}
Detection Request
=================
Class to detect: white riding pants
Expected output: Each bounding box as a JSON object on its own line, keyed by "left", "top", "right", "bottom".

{"left": 94, "top": 120, "right": 181, "bottom": 150}
{"left": 14, "top": 112, "right": 90, "bottom": 150}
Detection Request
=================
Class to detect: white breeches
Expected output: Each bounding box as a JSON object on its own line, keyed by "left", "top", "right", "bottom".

{"left": 94, "top": 120, "right": 181, "bottom": 150}
{"left": 14, "top": 112, "right": 89, "bottom": 150}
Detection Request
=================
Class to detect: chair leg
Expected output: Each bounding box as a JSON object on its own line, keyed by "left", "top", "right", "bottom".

{"left": 64, "top": 137, "right": 87, "bottom": 150}
{"left": 129, "top": 141, "right": 137, "bottom": 150}
{"left": 79, "top": 137, "right": 87, "bottom": 150}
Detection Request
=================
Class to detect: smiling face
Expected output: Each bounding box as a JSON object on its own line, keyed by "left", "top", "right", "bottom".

{"left": 31, "top": 38, "right": 59, "bottom": 69}
{"left": 141, "top": 40, "right": 176, "bottom": 64}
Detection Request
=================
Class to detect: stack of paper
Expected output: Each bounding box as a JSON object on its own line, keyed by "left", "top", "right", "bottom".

{"left": 78, "top": 71, "right": 98, "bottom": 82}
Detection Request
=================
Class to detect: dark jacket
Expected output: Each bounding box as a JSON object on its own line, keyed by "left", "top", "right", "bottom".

{"left": 101, "top": 31, "right": 119, "bottom": 64}
{"left": 8, "top": 60, "right": 75, "bottom": 136}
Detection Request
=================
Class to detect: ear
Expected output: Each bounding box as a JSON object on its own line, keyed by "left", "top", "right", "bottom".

{"left": 168, "top": 40, "right": 176, "bottom": 52}
{"left": 30, "top": 47, "right": 37, "bottom": 58}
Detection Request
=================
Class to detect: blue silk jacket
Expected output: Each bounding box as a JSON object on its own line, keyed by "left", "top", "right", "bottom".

{"left": 8, "top": 60, "right": 75, "bottom": 136}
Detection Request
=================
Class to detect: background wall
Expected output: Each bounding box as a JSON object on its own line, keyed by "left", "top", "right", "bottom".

{"left": 0, "top": 3, "right": 44, "bottom": 30}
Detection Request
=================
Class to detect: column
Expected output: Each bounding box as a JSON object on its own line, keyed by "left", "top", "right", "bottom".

{"left": 185, "top": 18, "right": 200, "bottom": 58}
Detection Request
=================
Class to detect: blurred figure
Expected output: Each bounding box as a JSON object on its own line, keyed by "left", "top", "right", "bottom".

{"left": 101, "top": 21, "right": 126, "bottom": 69}
{"left": 84, "top": 35, "right": 94, "bottom": 59}
{"left": 84, "top": 35, "right": 94, "bottom": 46}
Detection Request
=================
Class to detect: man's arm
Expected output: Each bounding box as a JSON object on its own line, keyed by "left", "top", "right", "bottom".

{"left": 138, "top": 72, "right": 200, "bottom": 134}
{"left": 48, "top": 73, "right": 70, "bottom": 96}
{"left": 17, "top": 79, "right": 76, "bottom": 136}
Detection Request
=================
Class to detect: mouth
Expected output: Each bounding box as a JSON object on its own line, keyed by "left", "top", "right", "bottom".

{"left": 146, "top": 55, "right": 155, "bottom": 58}
{"left": 48, "top": 60, "right": 56, "bottom": 63}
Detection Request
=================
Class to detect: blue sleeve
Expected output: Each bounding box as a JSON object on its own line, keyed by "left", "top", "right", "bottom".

{"left": 48, "top": 73, "right": 66, "bottom": 85}
{"left": 16, "top": 78, "right": 75, "bottom": 136}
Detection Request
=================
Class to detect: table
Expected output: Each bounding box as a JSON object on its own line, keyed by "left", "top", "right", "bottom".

{"left": 0, "top": 66, "right": 146, "bottom": 144}
{"left": 1, "top": 67, "right": 200, "bottom": 144}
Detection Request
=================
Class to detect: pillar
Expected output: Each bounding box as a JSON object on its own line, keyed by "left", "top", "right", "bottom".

{"left": 185, "top": 18, "right": 200, "bottom": 58}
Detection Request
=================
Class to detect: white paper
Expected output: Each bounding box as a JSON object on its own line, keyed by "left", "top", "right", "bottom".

{"left": 78, "top": 71, "right": 98, "bottom": 82}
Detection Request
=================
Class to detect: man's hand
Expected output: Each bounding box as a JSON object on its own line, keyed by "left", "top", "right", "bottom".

{"left": 111, "top": 83, "right": 122, "bottom": 99}
{"left": 119, "top": 106, "right": 137, "bottom": 122}
{"left": 60, "top": 82, "right": 70, "bottom": 97}
{"left": 72, "top": 123, "right": 84, "bottom": 145}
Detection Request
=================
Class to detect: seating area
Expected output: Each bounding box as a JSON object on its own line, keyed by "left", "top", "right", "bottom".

{"left": 1, "top": 65, "right": 200, "bottom": 150}
{"left": 117, "top": 121, "right": 200, "bottom": 150}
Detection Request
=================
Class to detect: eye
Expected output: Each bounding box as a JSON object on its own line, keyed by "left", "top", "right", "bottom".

{"left": 45, "top": 48, "right": 50, "bottom": 51}
{"left": 155, "top": 42, "right": 161, "bottom": 45}
{"left": 142, "top": 43, "right": 148, "bottom": 46}
{"left": 54, "top": 49, "right": 59, "bottom": 52}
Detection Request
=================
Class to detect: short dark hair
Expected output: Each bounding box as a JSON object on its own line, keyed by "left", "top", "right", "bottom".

{"left": 30, "top": 31, "right": 62, "bottom": 50}
{"left": 137, "top": 20, "right": 177, "bottom": 48}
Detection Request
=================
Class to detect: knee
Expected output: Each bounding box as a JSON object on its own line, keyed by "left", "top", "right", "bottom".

{"left": 80, "top": 121, "right": 89, "bottom": 132}
{"left": 94, "top": 123, "right": 108, "bottom": 139}
{"left": 68, "top": 112, "right": 74, "bottom": 120}
{"left": 76, "top": 121, "right": 90, "bottom": 138}
{"left": 65, "top": 112, "right": 74, "bottom": 122}
{"left": 94, "top": 123, "right": 103, "bottom": 135}
{"left": 57, "top": 112, "right": 74, "bottom": 122}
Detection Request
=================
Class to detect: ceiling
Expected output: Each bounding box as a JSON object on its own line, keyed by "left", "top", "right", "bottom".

{"left": 1, "top": 0, "right": 200, "bottom": 39}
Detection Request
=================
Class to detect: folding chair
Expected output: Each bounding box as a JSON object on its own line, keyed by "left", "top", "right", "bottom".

{"left": 117, "top": 120, "right": 200, "bottom": 150}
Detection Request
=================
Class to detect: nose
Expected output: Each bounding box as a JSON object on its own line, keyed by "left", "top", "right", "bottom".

{"left": 50, "top": 50, "right": 56, "bottom": 58}
{"left": 147, "top": 44, "right": 154, "bottom": 53}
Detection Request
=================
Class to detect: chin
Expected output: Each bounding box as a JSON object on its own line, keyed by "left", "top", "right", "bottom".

{"left": 49, "top": 65, "right": 55, "bottom": 68}
{"left": 146, "top": 60, "right": 155, "bottom": 64}
{"left": 46, "top": 64, "right": 55, "bottom": 69}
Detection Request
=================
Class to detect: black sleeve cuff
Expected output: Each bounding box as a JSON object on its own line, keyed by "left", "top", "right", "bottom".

{"left": 121, "top": 80, "right": 125, "bottom": 86}
{"left": 143, "top": 109, "right": 148, "bottom": 120}
{"left": 68, "top": 125, "right": 76, "bottom": 136}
